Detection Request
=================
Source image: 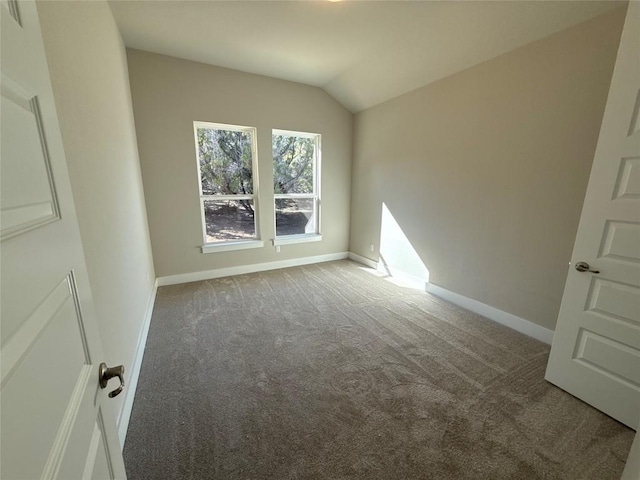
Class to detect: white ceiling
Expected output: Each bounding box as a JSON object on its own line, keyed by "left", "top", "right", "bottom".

{"left": 109, "top": 0, "right": 624, "bottom": 112}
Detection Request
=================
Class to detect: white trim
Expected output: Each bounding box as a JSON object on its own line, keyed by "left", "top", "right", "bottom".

{"left": 157, "top": 252, "right": 349, "bottom": 286}
{"left": 378, "top": 263, "right": 429, "bottom": 291}
{"left": 193, "top": 121, "right": 261, "bottom": 246}
{"left": 348, "top": 252, "right": 378, "bottom": 269}
{"left": 201, "top": 194, "right": 253, "bottom": 201}
{"left": 272, "top": 130, "right": 321, "bottom": 236}
{"left": 201, "top": 240, "right": 265, "bottom": 254}
{"left": 348, "top": 253, "right": 429, "bottom": 289}
{"left": 272, "top": 129, "right": 319, "bottom": 139}
{"left": 273, "top": 234, "right": 322, "bottom": 246}
{"left": 194, "top": 121, "right": 254, "bottom": 134}
{"left": 274, "top": 194, "right": 316, "bottom": 199}
{"left": 347, "top": 253, "right": 554, "bottom": 345}
{"left": 117, "top": 279, "right": 158, "bottom": 447}
{"left": 425, "top": 283, "right": 555, "bottom": 344}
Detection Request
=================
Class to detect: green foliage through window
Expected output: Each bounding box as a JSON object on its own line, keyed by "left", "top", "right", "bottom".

{"left": 197, "top": 128, "right": 254, "bottom": 196}
{"left": 272, "top": 131, "right": 319, "bottom": 237}
{"left": 197, "top": 127, "right": 254, "bottom": 215}
{"left": 273, "top": 135, "right": 314, "bottom": 194}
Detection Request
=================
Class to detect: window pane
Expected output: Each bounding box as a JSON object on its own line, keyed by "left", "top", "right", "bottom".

{"left": 272, "top": 134, "right": 315, "bottom": 194}
{"left": 197, "top": 128, "right": 253, "bottom": 195}
{"left": 275, "top": 198, "right": 315, "bottom": 236}
{"left": 203, "top": 200, "right": 255, "bottom": 242}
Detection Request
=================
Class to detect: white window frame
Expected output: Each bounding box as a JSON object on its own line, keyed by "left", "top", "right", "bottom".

{"left": 193, "top": 121, "right": 263, "bottom": 253}
{"left": 272, "top": 129, "right": 322, "bottom": 245}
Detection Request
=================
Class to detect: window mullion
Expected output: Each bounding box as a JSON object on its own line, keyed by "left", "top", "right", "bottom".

{"left": 201, "top": 194, "right": 254, "bottom": 201}
{"left": 273, "top": 194, "right": 316, "bottom": 199}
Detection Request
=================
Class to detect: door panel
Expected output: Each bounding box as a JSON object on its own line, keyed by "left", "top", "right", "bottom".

{"left": 1, "top": 280, "right": 87, "bottom": 479}
{"left": 599, "top": 220, "right": 640, "bottom": 261}
{"left": 613, "top": 157, "right": 640, "bottom": 199}
{"left": 0, "top": 1, "right": 59, "bottom": 241}
{"left": 545, "top": 2, "right": 640, "bottom": 429}
{"left": 573, "top": 328, "right": 640, "bottom": 387}
{"left": 0, "top": 1, "right": 126, "bottom": 478}
{"left": 82, "top": 420, "right": 115, "bottom": 480}
{"left": 586, "top": 277, "right": 640, "bottom": 325}
{"left": 0, "top": 88, "right": 59, "bottom": 237}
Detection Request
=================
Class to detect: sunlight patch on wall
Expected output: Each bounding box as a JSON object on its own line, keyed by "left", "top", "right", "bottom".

{"left": 378, "top": 203, "right": 430, "bottom": 290}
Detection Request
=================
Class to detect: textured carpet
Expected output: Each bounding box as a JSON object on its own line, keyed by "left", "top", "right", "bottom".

{"left": 123, "top": 260, "right": 633, "bottom": 479}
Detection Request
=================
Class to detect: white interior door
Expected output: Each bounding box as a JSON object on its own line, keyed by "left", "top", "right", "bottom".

{"left": 1, "top": 1, "right": 127, "bottom": 478}
{"left": 545, "top": 2, "right": 640, "bottom": 430}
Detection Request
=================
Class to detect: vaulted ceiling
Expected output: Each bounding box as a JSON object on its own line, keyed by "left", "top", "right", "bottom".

{"left": 109, "top": 0, "right": 624, "bottom": 112}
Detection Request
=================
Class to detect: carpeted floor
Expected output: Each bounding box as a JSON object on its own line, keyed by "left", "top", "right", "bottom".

{"left": 123, "top": 260, "right": 634, "bottom": 479}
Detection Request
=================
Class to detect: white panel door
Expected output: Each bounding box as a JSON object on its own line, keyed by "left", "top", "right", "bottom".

{"left": 1, "top": 1, "right": 127, "bottom": 478}
{"left": 545, "top": 2, "right": 640, "bottom": 430}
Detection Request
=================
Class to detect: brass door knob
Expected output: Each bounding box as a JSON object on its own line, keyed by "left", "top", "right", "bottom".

{"left": 99, "top": 363, "right": 125, "bottom": 398}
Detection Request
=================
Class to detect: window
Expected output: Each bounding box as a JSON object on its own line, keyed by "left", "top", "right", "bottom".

{"left": 272, "top": 130, "right": 321, "bottom": 243}
{"left": 194, "top": 122, "right": 262, "bottom": 251}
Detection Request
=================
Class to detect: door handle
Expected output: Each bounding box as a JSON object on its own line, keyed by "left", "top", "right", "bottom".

{"left": 99, "top": 363, "right": 125, "bottom": 398}
{"left": 574, "top": 261, "right": 600, "bottom": 274}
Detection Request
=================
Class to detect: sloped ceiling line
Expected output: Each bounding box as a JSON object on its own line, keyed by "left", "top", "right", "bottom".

{"left": 109, "top": 0, "right": 625, "bottom": 112}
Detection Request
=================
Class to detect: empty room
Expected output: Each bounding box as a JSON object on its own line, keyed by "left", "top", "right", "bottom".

{"left": 1, "top": 0, "right": 639, "bottom": 479}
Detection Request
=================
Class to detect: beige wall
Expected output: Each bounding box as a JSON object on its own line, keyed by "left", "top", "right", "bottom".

{"left": 126, "top": 50, "right": 352, "bottom": 277}
{"left": 37, "top": 1, "right": 156, "bottom": 418}
{"left": 349, "top": 7, "right": 626, "bottom": 330}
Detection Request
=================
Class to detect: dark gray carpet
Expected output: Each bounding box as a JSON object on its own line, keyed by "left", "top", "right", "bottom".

{"left": 123, "top": 260, "right": 633, "bottom": 479}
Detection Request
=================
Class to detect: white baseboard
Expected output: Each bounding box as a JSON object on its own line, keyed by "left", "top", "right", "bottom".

{"left": 348, "top": 252, "right": 378, "bottom": 269}
{"left": 378, "top": 264, "right": 429, "bottom": 291}
{"left": 425, "top": 283, "right": 555, "bottom": 344}
{"left": 157, "top": 252, "right": 349, "bottom": 286}
{"left": 350, "top": 255, "right": 554, "bottom": 344}
{"left": 348, "top": 253, "right": 431, "bottom": 291}
{"left": 117, "top": 279, "right": 158, "bottom": 447}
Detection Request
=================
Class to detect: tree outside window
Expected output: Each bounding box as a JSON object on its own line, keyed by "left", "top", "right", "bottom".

{"left": 272, "top": 130, "right": 320, "bottom": 237}
{"left": 194, "top": 122, "right": 259, "bottom": 243}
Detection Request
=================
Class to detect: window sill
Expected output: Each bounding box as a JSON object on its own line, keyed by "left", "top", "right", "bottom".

{"left": 272, "top": 234, "right": 322, "bottom": 246}
{"left": 201, "top": 240, "right": 264, "bottom": 254}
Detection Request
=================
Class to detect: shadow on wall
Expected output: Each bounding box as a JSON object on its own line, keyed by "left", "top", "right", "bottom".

{"left": 378, "top": 203, "right": 430, "bottom": 289}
